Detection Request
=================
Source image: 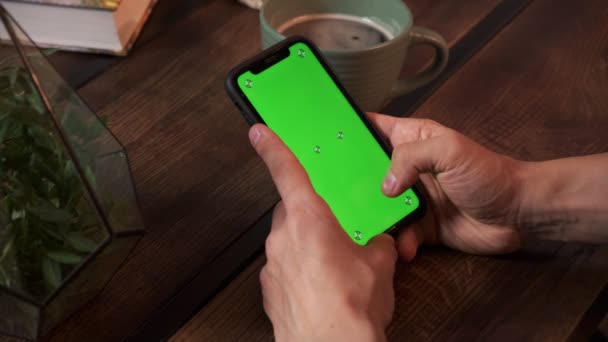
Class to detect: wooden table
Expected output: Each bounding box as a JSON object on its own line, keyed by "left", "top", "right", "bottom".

{"left": 4, "top": 0, "right": 607, "bottom": 341}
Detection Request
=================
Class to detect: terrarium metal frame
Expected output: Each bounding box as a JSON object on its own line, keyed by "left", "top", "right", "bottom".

{"left": 0, "top": 5, "right": 144, "bottom": 340}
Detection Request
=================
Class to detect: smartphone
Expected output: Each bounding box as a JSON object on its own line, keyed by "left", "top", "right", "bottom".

{"left": 226, "top": 36, "right": 425, "bottom": 245}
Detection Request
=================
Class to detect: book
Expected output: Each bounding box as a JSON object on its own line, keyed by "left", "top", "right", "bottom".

{"left": 0, "top": 0, "right": 157, "bottom": 55}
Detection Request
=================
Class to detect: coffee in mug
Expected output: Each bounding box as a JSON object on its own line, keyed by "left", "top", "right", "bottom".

{"left": 261, "top": 0, "right": 449, "bottom": 111}
{"left": 277, "top": 14, "right": 394, "bottom": 50}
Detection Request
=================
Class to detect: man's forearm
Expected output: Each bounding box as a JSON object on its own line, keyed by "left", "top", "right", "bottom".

{"left": 518, "top": 153, "right": 608, "bottom": 243}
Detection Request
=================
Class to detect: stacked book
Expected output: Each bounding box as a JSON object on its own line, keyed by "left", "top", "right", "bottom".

{"left": 0, "top": 0, "right": 157, "bottom": 55}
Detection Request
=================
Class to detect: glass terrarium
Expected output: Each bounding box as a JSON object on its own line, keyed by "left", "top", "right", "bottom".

{"left": 0, "top": 6, "right": 144, "bottom": 340}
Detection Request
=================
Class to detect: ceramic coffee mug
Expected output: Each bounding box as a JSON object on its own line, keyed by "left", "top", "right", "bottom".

{"left": 260, "top": 0, "right": 449, "bottom": 111}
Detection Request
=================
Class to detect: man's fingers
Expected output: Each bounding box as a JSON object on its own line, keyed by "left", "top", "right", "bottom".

{"left": 250, "top": 124, "right": 316, "bottom": 205}
{"left": 365, "top": 234, "right": 398, "bottom": 269}
{"left": 367, "top": 112, "right": 446, "bottom": 146}
{"left": 396, "top": 227, "right": 422, "bottom": 262}
{"left": 382, "top": 135, "right": 457, "bottom": 197}
{"left": 366, "top": 113, "right": 398, "bottom": 144}
{"left": 367, "top": 113, "right": 459, "bottom": 197}
{"left": 260, "top": 266, "right": 279, "bottom": 321}
{"left": 271, "top": 201, "right": 286, "bottom": 231}
{"left": 396, "top": 195, "right": 439, "bottom": 260}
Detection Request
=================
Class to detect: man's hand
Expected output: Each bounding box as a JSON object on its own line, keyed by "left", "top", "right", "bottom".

{"left": 250, "top": 124, "right": 397, "bottom": 342}
{"left": 368, "top": 113, "right": 525, "bottom": 260}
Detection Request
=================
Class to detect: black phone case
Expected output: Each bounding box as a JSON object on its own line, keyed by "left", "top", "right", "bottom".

{"left": 225, "top": 36, "right": 427, "bottom": 236}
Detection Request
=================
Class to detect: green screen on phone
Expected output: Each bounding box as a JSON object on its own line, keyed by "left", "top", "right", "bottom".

{"left": 237, "top": 41, "right": 420, "bottom": 245}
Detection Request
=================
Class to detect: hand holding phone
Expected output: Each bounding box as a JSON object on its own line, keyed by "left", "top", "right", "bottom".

{"left": 249, "top": 123, "right": 397, "bottom": 341}
{"left": 226, "top": 37, "right": 425, "bottom": 245}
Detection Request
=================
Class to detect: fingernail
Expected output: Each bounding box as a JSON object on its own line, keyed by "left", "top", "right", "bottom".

{"left": 382, "top": 172, "right": 397, "bottom": 194}
{"left": 249, "top": 127, "right": 261, "bottom": 146}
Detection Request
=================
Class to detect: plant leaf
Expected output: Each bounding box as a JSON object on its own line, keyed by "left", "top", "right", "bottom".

{"left": 0, "top": 238, "right": 14, "bottom": 264}
{"left": 41, "top": 224, "right": 65, "bottom": 242}
{"left": 85, "top": 165, "right": 96, "bottom": 188}
{"left": 0, "top": 120, "right": 10, "bottom": 141}
{"left": 41, "top": 49, "right": 59, "bottom": 56}
{"left": 27, "top": 92, "right": 45, "bottom": 114}
{"left": 42, "top": 257, "right": 62, "bottom": 289}
{"left": 29, "top": 205, "right": 73, "bottom": 223}
{"left": 47, "top": 250, "right": 82, "bottom": 264}
{"left": 66, "top": 232, "right": 98, "bottom": 253}
{"left": 7, "top": 66, "right": 19, "bottom": 88}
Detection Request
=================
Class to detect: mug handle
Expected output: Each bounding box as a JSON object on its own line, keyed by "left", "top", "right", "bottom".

{"left": 391, "top": 26, "right": 449, "bottom": 98}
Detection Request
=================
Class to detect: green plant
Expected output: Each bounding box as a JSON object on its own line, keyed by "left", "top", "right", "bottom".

{"left": 0, "top": 54, "right": 107, "bottom": 301}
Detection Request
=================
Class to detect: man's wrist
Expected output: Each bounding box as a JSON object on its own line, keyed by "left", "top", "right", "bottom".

{"left": 516, "top": 156, "right": 607, "bottom": 243}
{"left": 516, "top": 160, "right": 571, "bottom": 241}
{"left": 273, "top": 309, "right": 386, "bottom": 342}
{"left": 337, "top": 310, "right": 387, "bottom": 342}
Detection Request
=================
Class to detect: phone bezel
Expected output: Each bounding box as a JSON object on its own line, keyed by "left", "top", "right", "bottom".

{"left": 225, "top": 35, "right": 427, "bottom": 237}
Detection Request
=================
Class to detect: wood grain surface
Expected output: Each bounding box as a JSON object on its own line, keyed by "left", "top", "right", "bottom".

{"left": 171, "top": 258, "right": 270, "bottom": 342}
{"left": 48, "top": 0, "right": 210, "bottom": 89}
{"left": 172, "top": 0, "right": 608, "bottom": 341}
{"left": 600, "top": 315, "right": 608, "bottom": 337}
{"left": 402, "top": 0, "right": 502, "bottom": 75}
{"left": 25, "top": 0, "right": 505, "bottom": 341}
